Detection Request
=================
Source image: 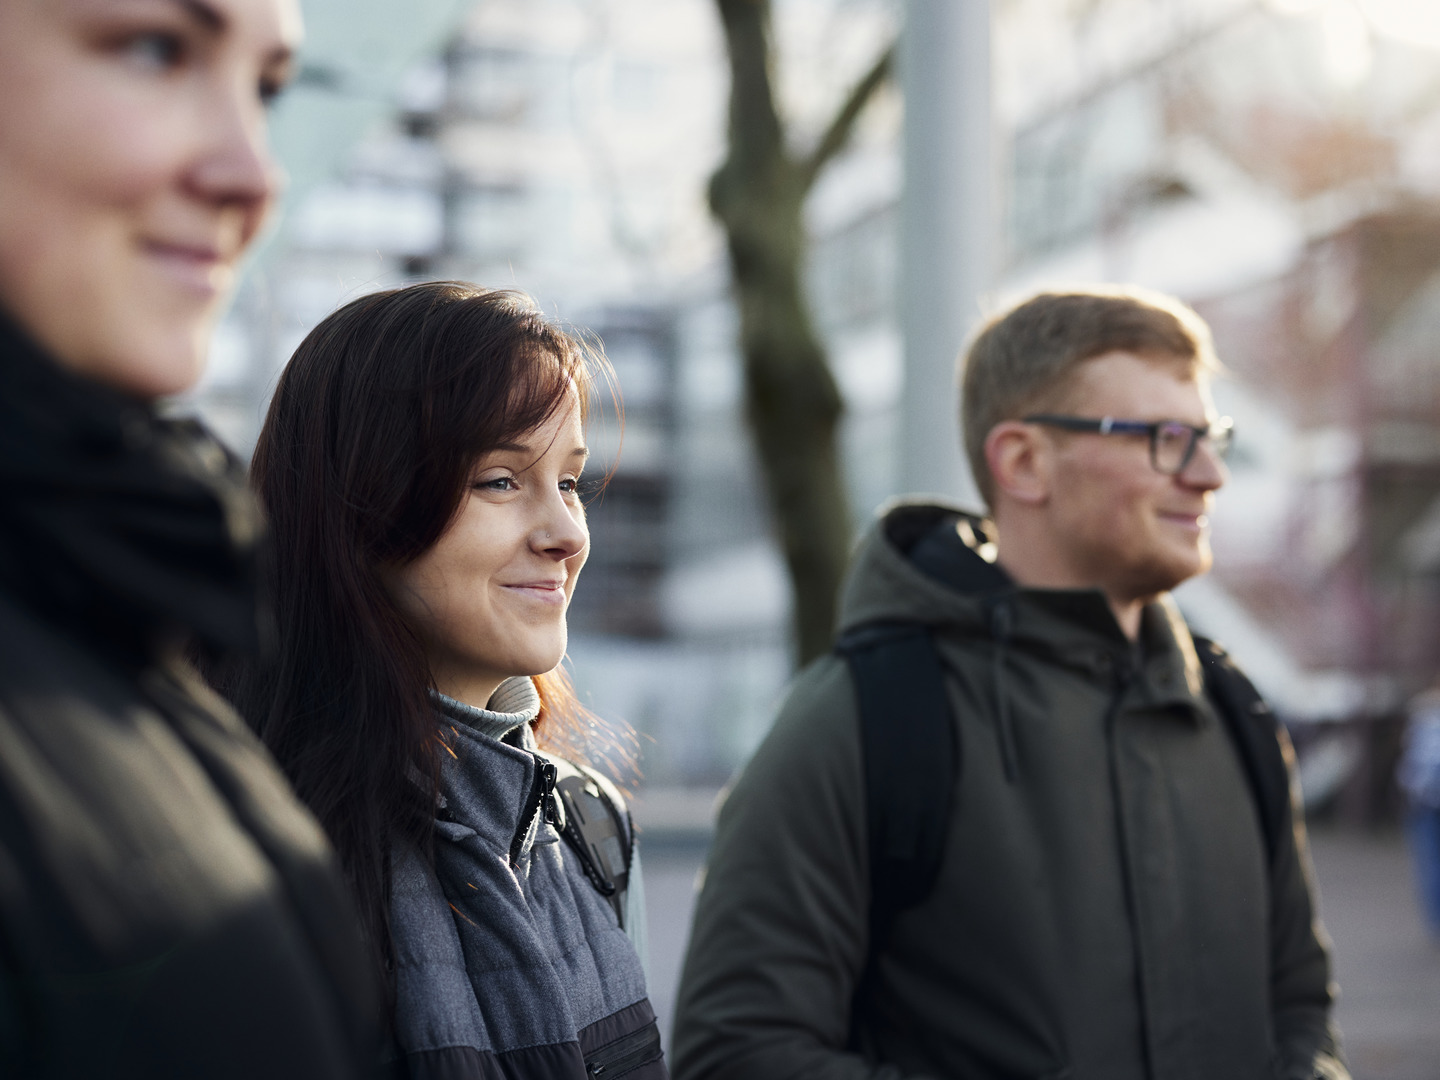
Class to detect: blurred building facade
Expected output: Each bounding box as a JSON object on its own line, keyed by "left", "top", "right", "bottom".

{"left": 189, "top": 0, "right": 791, "bottom": 786}
{"left": 1008, "top": 4, "right": 1440, "bottom": 681}
{"left": 189, "top": 0, "right": 1440, "bottom": 796}
{"left": 996, "top": 0, "right": 1440, "bottom": 812}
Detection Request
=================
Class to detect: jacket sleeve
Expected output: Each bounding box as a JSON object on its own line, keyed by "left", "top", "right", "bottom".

{"left": 670, "top": 658, "right": 924, "bottom": 1080}
{"left": 1268, "top": 727, "right": 1351, "bottom": 1080}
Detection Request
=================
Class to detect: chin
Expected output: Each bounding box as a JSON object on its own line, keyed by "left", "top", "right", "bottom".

{"left": 1153, "top": 548, "right": 1211, "bottom": 593}
{"left": 1186, "top": 537, "right": 1214, "bottom": 579}
{"left": 101, "top": 324, "right": 210, "bottom": 399}
{"left": 518, "top": 642, "right": 568, "bottom": 681}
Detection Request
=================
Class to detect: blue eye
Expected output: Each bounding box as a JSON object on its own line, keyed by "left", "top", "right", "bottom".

{"left": 475, "top": 476, "right": 517, "bottom": 492}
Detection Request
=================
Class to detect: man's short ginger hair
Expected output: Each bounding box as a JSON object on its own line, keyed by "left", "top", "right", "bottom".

{"left": 960, "top": 285, "right": 1220, "bottom": 506}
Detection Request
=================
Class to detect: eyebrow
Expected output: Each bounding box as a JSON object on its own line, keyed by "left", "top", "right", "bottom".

{"left": 150, "top": 0, "right": 298, "bottom": 65}
{"left": 169, "top": 0, "right": 225, "bottom": 33}
{"left": 491, "top": 443, "right": 590, "bottom": 461}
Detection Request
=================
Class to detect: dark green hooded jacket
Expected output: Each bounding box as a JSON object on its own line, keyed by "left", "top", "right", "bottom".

{"left": 673, "top": 501, "right": 1346, "bottom": 1080}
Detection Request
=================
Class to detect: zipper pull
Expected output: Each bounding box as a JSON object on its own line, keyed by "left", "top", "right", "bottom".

{"left": 539, "top": 760, "right": 559, "bottom": 826}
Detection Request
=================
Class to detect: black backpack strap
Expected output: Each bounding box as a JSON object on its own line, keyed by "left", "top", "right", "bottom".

{"left": 552, "top": 758, "right": 632, "bottom": 928}
{"left": 1193, "top": 635, "right": 1292, "bottom": 868}
{"left": 836, "top": 622, "right": 960, "bottom": 948}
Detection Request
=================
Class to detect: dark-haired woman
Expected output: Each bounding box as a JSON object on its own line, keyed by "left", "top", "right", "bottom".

{"left": 228, "top": 282, "right": 667, "bottom": 1080}
{"left": 0, "top": 1, "right": 385, "bottom": 1075}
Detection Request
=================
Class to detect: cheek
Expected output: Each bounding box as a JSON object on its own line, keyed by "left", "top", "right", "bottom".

{"left": 1063, "top": 465, "right": 1152, "bottom": 539}
{"left": 0, "top": 38, "right": 223, "bottom": 397}
{"left": 1052, "top": 460, "right": 1113, "bottom": 524}
{"left": 0, "top": 66, "right": 187, "bottom": 321}
{"left": 3, "top": 61, "right": 181, "bottom": 216}
{"left": 425, "top": 507, "right": 523, "bottom": 605}
{"left": 566, "top": 528, "right": 591, "bottom": 594}
{"left": 575, "top": 523, "right": 592, "bottom": 568}
{"left": 384, "top": 559, "right": 436, "bottom": 637}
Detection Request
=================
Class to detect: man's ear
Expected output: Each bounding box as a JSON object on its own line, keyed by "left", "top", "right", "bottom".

{"left": 985, "top": 420, "right": 1050, "bottom": 506}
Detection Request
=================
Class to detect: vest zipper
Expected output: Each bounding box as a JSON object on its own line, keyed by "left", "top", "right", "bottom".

{"left": 509, "top": 755, "right": 558, "bottom": 866}
{"left": 585, "top": 1021, "right": 662, "bottom": 1077}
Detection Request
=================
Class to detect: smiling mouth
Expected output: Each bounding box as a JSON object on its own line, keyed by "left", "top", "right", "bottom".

{"left": 1160, "top": 512, "right": 1209, "bottom": 530}
{"left": 504, "top": 582, "right": 567, "bottom": 603}
{"left": 141, "top": 240, "right": 232, "bottom": 296}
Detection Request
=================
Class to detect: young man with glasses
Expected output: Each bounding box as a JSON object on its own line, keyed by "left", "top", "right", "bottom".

{"left": 672, "top": 287, "right": 1347, "bottom": 1080}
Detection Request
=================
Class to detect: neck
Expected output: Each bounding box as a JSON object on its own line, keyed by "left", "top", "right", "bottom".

{"left": 431, "top": 673, "right": 504, "bottom": 713}
{"left": 991, "top": 508, "right": 1148, "bottom": 641}
{"left": 1104, "top": 597, "right": 1145, "bottom": 641}
{"left": 428, "top": 646, "right": 529, "bottom": 712}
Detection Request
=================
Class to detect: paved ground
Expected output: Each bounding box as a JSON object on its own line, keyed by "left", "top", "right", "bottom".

{"left": 638, "top": 806, "right": 1440, "bottom": 1076}
{"left": 1307, "top": 826, "right": 1440, "bottom": 1080}
{"left": 639, "top": 839, "right": 710, "bottom": 1046}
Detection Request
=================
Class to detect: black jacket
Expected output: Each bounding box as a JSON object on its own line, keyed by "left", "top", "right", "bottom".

{"left": 0, "top": 312, "right": 384, "bottom": 1077}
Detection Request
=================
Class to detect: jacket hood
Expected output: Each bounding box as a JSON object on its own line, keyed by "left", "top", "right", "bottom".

{"left": 0, "top": 308, "right": 261, "bottom": 667}
{"left": 840, "top": 498, "right": 1205, "bottom": 698}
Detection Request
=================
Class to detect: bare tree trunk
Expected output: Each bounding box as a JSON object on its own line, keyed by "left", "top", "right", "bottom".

{"left": 710, "top": 0, "right": 893, "bottom": 665}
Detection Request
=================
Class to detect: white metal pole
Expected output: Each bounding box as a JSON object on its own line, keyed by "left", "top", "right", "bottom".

{"left": 899, "top": 0, "right": 992, "bottom": 506}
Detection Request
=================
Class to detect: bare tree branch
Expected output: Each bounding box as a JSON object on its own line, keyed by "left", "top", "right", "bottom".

{"left": 715, "top": 0, "right": 786, "bottom": 176}
{"left": 798, "top": 41, "right": 896, "bottom": 194}
{"left": 708, "top": 0, "right": 854, "bottom": 664}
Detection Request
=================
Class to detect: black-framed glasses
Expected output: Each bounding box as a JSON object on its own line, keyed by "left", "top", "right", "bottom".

{"left": 1023, "top": 414, "right": 1235, "bottom": 476}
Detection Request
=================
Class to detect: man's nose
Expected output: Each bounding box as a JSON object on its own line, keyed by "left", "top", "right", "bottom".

{"left": 1179, "top": 438, "right": 1228, "bottom": 490}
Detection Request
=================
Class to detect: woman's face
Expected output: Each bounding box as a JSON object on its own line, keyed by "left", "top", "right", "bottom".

{"left": 389, "top": 397, "right": 591, "bottom": 709}
{"left": 0, "top": 0, "right": 301, "bottom": 398}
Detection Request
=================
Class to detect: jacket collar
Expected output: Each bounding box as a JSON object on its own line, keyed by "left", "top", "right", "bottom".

{"left": 430, "top": 677, "right": 541, "bottom": 742}
{"left": 0, "top": 308, "right": 261, "bottom": 669}
{"left": 843, "top": 500, "right": 1209, "bottom": 722}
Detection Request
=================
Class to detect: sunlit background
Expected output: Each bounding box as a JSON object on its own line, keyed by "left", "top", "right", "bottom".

{"left": 180, "top": 0, "right": 1440, "bottom": 1068}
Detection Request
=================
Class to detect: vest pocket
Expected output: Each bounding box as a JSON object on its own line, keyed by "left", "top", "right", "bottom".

{"left": 584, "top": 1019, "right": 662, "bottom": 1077}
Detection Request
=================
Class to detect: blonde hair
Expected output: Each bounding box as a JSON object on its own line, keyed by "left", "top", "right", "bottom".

{"left": 960, "top": 285, "right": 1219, "bottom": 505}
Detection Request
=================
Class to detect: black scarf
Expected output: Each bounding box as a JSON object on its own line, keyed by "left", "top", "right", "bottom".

{"left": 0, "top": 310, "right": 260, "bottom": 669}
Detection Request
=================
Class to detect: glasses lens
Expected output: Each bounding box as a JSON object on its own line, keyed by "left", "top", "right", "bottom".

{"left": 1209, "top": 421, "right": 1234, "bottom": 461}
{"left": 1153, "top": 422, "right": 1193, "bottom": 474}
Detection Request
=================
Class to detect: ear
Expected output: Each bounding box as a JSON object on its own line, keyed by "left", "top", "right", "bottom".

{"left": 985, "top": 420, "right": 1050, "bottom": 506}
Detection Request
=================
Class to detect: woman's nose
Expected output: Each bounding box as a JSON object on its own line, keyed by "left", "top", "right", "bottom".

{"left": 186, "top": 84, "right": 281, "bottom": 214}
{"left": 533, "top": 498, "right": 588, "bottom": 560}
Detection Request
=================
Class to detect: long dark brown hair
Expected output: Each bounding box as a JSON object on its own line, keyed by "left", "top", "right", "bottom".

{"left": 225, "top": 283, "right": 605, "bottom": 986}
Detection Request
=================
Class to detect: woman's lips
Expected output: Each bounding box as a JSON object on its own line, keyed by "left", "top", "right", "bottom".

{"left": 141, "top": 239, "right": 231, "bottom": 297}
{"left": 503, "top": 581, "right": 567, "bottom": 604}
